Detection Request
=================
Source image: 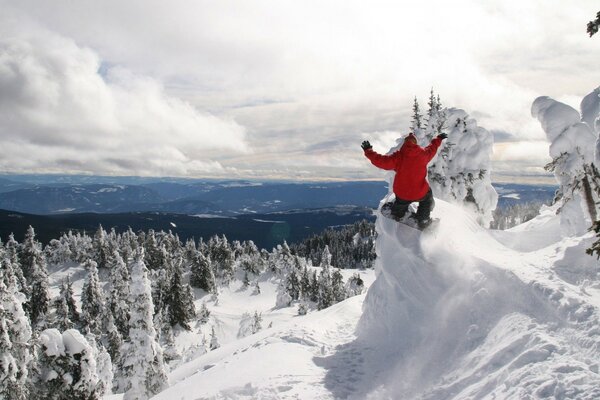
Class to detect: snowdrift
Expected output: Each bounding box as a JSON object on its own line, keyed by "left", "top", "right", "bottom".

{"left": 357, "top": 198, "right": 600, "bottom": 399}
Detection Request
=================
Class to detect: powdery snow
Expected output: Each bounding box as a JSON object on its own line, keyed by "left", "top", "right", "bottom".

{"left": 120, "top": 198, "right": 600, "bottom": 400}
{"left": 356, "top": 199, "right": 600, "bottom": 399}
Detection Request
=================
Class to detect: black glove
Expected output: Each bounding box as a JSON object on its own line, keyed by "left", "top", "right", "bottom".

{"left": 361, "top": 140, "right": 372, "bottom": 150}
{"left": 437, "top": 133, "right": 448, "bottom": 140}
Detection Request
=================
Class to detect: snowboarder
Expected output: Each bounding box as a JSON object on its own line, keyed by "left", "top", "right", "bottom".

{"left": 362, "top": 132, "right": 447, "bottom": 229}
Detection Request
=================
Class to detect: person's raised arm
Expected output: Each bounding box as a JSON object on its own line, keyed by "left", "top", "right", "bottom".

{"left": 362, "top": 140, "right": 397, "bottom": 170}
{"left": 423, "top": 134, "right": 446, "bottom": 161}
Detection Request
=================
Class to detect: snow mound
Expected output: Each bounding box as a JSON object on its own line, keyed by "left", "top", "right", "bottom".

{"left": 357, "top": 198, "right": 600, "bottom": 399}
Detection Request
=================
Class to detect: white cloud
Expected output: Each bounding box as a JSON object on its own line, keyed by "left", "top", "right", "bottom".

{"left": 0, "top": 25, "right": 248, "bottom": 177}
{"left": 1, "top": 0, "right": 599, "bottom": 180}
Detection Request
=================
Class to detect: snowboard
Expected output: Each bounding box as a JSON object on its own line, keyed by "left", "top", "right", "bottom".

{"left": 380, "top": 201, "right": 440, "bottom": 232}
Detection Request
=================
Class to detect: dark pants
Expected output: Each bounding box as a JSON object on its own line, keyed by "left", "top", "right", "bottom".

{"left": 391, "top": 189, "right": 434, "bottom": 222}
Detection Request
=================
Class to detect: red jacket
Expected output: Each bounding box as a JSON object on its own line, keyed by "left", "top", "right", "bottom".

{"left": 364, "top": 137, "right": 442, "bottom": 201}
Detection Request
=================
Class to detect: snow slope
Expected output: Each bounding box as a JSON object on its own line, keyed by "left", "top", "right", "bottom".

{"left": 137, "top": 197, "right": 599, "bottom": 399}
{"left": 358, "top": 198, "right": 600, "bottom": 399}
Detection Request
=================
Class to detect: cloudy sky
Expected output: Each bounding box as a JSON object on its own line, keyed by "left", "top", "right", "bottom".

{"left": 1, "top": 0, "right": 599, "bottom": 183}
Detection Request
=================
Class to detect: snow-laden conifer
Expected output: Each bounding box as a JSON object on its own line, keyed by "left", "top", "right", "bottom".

{"left": 107, "top": 251, "right": 131, "bottom": 336}
{"left": 81, "top": 260, "right": 104, "bottom": 335}
{"left": 532, "top": 93, "right": 600, "bottom": 235}
{"left": 410, "top": 91, "right": 498, "bottom": 226}
{"left": 28, "top": 254, "right": 51, "bottom": 329}
{"left": 121, "top": 250, "right": 168, "bottom": 400}
{"left": 92, "top": 225, "right": 111, "bottom": 269}
{"left": 165, "top": 256, "right": 195, "bottom": 330}
{"left": 34, "top": 328, "right": 105, "bottom": 400}
{"left": 190, "top": 251, "right": 215, "bottom": 293}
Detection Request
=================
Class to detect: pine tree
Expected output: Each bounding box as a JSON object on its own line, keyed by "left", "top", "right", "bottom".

{"left": 300, "top": 267, "right": 311, "bottom": 301}
{"left": 107, "top": 251, "right": 130, "bottom": 337}
{"left": 92, "top": 225, "right": 111, "bottom": 269}
{"left": 410, "top": 96, "right": 423, "bottom": 134}
{"left": 242, "top": 271, "right": 250, "bottom": 289}
{"left": 121, "top": 250, "right": 168, "bottom": 400}
{"left": 286, "top": 270, "right": 300, "bottom": 301}
{"left": 331, "top": 269, "right": 346, "bottom": 303}
{"left": 0, "top": 303, "right": 21, "bottom": 400}
{"left": 144, "top": 230, "right": 163, "bottom": 270}
{"left": 209, "top": 326, "right": 220, "bottom": 350}
{"left": 19, "top": 226, "right": 42, "bottom": 281}
{"left": 105, "top": 315, "right": 124, "bottom": 391}
{"left": 190, "top": 251, "right": 215, "bottom": 293}
{"left": 81, "top": 260, "right": 104, "bottom": 335}
{"left": 0, "top": 272, "right": 31, "bottom": 400}
{"left": 5, "top": 234, "right": 28, "bottom": 296}
{"left": 34, "top": 328, "right": 106, "bottom": 400}
{"left": 209, "top": 235, "right": 235, "bottom": 284}
{"left": 0, "top": 271, "right": 30, "bottom": 400}
{"left": 165, "top": 257, "right": 196, "bottom": 330}
{"left": 198, "top": 303, "right": 211, "bottom": 324}
{"left": 28, "top": 255, "right": 51, "bottom": 329}
{"left": 251, "top": 311, "right": 262, "bottom": 334}
{"left": 86, "top": 333, "right": 114, "bottom": 397}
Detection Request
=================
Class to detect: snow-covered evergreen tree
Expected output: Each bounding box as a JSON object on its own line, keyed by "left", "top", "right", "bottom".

{"left": 198, "top": 302, "right": 210, "bottom": 324}
{"left": 92, "top": 225, "right": 111, "bottom": 269}
{"left": 410, "top": 96, "right": 423, "bottom": 135}
{"left": 209, "top": 326, "right": 220, "bottom": 350}
{"left": 1, "top": 270, "right": 31, "bottom": 400}
{"left": 86, "top": 333, "right": 113, "bottom": 397}
{"left": 532, "top": 93, "right": 600, "bottom": 235}
{"left": 165, "top": 257, "right": 196, "bottom": 330}
{"left": 120, "top": 250, "right": 168, "bottom": 400}
{"left": 317, "top": 247, "right": 334, "bottom": 310}
{"left": 190, "top": 251, "right": 215, "bottom": 293}
{"left": 346, "top": 273, "right": 365, "bottom": 297}
{"left": 28, "top": 254, "right": 51, "bottom": 330}
{"left": 412, "top": 91, "right": 498, "bottom": 226}
{"left": 107, "top": 251, "right": 130, "bottom": 337}
{"left": 0, "top": 271, "right": 31, "bottom": 400}
{"left": 34, "top": 328, "right": 106, "bottom": 400}
{"left": 80, "top": 260, "right": 104, "bottom": 335}
{"left": 209, "top": 235, "right": 235, "bottom": 284}
{"left": 251, "top": 311, "right": 262, "bottom": 334}
{"left": 4, "top": 234, "right": 29, "bottom": 296}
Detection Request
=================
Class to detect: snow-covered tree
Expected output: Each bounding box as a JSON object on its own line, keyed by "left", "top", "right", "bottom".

{"left": 4, "top": 234, "right": 28, "bottom": 296}
{"left": 532, "top": 93, "right": 600, "bottom": 236}
{"left": 0, "top": 271, "right": 31, "bottom": 400}
{"left": 190, "top": 251, "right": 215, "bottom": 293}
{"left": 407, "top": 92, "right": 499, "bottom": 226}
{"left": 92, "top": 225, "right": 111, "bottom": 269}
{"left": 165, "top": 257, "right": 196, "bottom": 330}
{"left": 317, "top": 247, "right": 334, "bottom": 310}
{"left": 107, "top": 251, "right": 130, "bottom": 337}
{"left": 410, "top": 96, "right": 423, "bottom": 135}
{"left": 86, "top": 333, "right": 113, "bottom": 397}
{"left": 28, "top": 255, "right": 51, "bottom": 330}
{"left": 34, "top": 329, "right": 106, "bottom": 400}
{"left": 19, "top": 226, "right": 43, "bottom": 281}
{"left": 120, "top": 251, "right": 168, "bottom": 400}
{"left": 198, "top": 303, "right": 211, "bottom": 324}
{"left": 346, "top": 273, "right": 365, "bottom": 297}
{"left": 81, "top": 260, "right": 104, "bottom": 335}
{"left": 208, "top": 235, "right": 235, "bottom": 284}
{"left": 209, "top": 326, "right": 220, "bottom": 350}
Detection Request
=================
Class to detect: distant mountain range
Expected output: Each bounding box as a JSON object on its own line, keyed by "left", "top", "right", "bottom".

{"left": 0, "top": 179, "right": 389, "bottom": 215}
{"left": 0, "top": 175, "right": 558, "bottom": 248}
{"left": 0, "top": 206, "right": 374, "bottom": 249}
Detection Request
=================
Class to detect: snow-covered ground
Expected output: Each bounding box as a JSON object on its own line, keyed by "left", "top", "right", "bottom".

{"left": 129, "top": 198, "right": 600, "bottom": 399}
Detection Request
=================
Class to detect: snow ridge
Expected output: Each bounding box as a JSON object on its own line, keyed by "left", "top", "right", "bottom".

{"left": 357, "top": 198, "right": 600, "bottom": 399}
